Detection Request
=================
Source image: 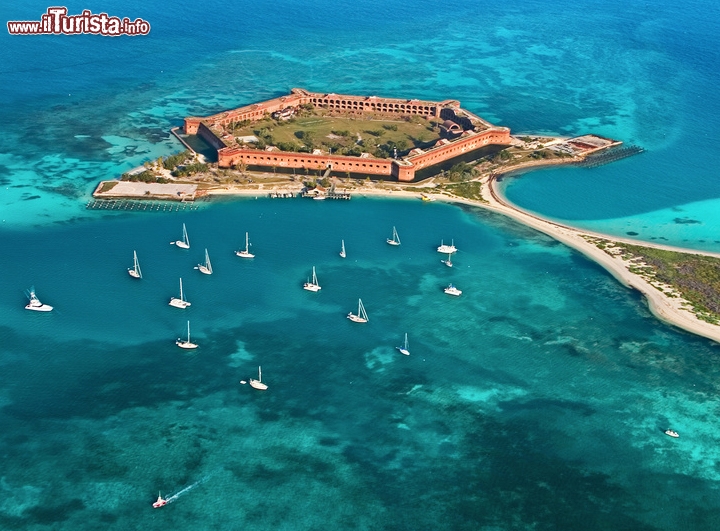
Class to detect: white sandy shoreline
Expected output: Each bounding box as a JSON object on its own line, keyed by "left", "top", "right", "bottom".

{"left": 203, "top": 180, "right": 720, "bottom": 343}
{"left": 481, "top": 180, "right": 720, "bottom": 344}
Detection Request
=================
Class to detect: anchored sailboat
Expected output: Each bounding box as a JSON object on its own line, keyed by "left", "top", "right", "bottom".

{"left": 441, "top": 252, "right": 453, "bottom": 268}
{"left": 249, "top": 366, "right": 268, "bottom": 390}
{"left": 235, "top": 232, "right": 254, "bottom": 258}
{"left": 195, "top": 248, "right": 213, "bottom": 275}
{"left": 303, "top": 266, "right": 321, "bottom": 291}
{"left": 169, "top": 278, "right": 191, "bottom": 308}
{"left": 176, "top": 320, "right": 198, "bottom": 349}
{"left": 340, "top": 239, "right": 346, "bottom": 258}
{"left": 128, "top": 250, "right": 142, "bottom": 278}
{"left": 172, "top": 223, "right": 190, "bottom": 249}
{"left": 396, "top": 333, "right": 410, "bottom": 356}
{"left": 24, "top": 286, "right": 53, "bottom": 312}
{"left": 437, "top": 239, "right": 457, "bottom": 254}
{"left": 387, "top": 226, "right": 401, "bottom": 246}
{"left": 347, "top": 298, "right": 369, "bottom": 323}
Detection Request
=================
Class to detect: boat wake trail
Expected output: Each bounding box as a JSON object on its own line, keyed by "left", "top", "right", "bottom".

{"left": 165, "top": 472, "right": 214, "bottom": 505}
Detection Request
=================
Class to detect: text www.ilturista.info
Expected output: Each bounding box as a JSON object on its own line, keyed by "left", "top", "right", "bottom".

{"left": 7, "top": 7, "right": 150, "bottom": 36}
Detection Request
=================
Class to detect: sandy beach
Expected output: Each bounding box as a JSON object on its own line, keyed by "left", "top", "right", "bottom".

{"left": 481, "top": 179, "right": 720, "bottom": 344}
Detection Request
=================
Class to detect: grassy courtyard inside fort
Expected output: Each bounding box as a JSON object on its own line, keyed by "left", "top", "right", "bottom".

{"left": 221, "top": 111, "right": 442, "bottom": 158}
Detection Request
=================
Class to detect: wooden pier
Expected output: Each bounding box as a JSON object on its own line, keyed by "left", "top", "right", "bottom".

{"left": 300, "top": 191, "right": 352, "bottom": 200}
{"left": 577, "top": 145, "right": 645, "bottom": 168}
{"left": 327, "top": 191, "right": 351, "bottom": 200}
{"left": 85, "top": 199, "right": 200, "bottom": 212}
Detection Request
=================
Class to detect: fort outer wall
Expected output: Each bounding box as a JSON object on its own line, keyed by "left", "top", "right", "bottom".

{"left": 184, "top": 88, "right": 512, "bottom": 181}
{"left": 218, "top": 148, "right": 395, "bottom": 177}
{"left": 407, "top": 128, "right": 511, "bottom": 172}
{"left": 217, "top": 125, "right": 511, "bottom": 182}
{"left": 184, "top": 88, "right": 452, "bottom": 135}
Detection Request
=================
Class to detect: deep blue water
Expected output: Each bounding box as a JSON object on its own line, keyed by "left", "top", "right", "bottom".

{"left": 1, "top": 1, "right": 720, "bottom": 529}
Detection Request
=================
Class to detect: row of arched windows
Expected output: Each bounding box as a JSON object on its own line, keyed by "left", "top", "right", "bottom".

{"left": 310, "top": 97, "right": 434, "bottom": 115}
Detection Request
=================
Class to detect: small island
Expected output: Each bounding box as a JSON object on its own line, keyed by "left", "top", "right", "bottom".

{"left": 91, "top": 89, "right": 720, "bottom": 344}
{"left": 94, "top": 88, "right": 621, "bottom": 200}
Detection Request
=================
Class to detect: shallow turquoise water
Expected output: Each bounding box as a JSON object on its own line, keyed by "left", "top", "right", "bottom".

{"left": 2, "top": 198, "right": 720, "bottom": 529}
{"left": 2, "top": 0, "right": 720, "bottom": 528}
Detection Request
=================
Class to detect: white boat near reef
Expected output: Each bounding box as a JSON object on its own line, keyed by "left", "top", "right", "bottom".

{"left": 169, "top": 278, "right": 191, "bottom": 308}
{"left": 347, "top": 298, "right": 369, "bottom": 323}
{"left": 437, "top": 239, "right": 457, "bottom": 254}
{"left": 444, "top": 284, "right": 462, "bottom": 296}
{"left": 249, "top": 366, "right": 268, "bottom": 390}
{"left": 236, "top": 232, "right": 254, "bottom": 258}
{"left": 172, "top": 223, "right": 190, "bottom": 249}
{"left": 387, "top": 226, "right": 401, "bottom": 246}
{"left": 24, "top": 287, "right": 53, "bottom": 312}
{"left": 396, "top": 333, "right": 410, "bottom": 356}
{"left": 128, "top": 250, "right": 142, "bottom": 279}
{"left": 196, "top": 248, "right": 213, "bottom": 275}
{"left": 303, "top": 266, "right": 321, "bottom": 292}
{"left": 176, "top": 320, "right": 198, "bottom": 349}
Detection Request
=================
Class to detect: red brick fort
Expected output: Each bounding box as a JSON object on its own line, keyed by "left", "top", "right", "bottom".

{"left": 184, "top": 88, "right": 511, "bottom": 182}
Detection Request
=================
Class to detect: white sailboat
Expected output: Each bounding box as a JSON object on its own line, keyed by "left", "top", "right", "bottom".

{"left": 24, "top": 286, "right": 53, "bottom": 312}
{"left": 195, "top": 248, "right": 213, "bottom": 275}
{"left": 441, "top": 252, "right": 453, "bottom": 268}
{"left": 169, "top": 278, "right": 191, "bottom": 308}
{"left": 128, "top": 250, "right": 142, "bottom": 278}
{"left": 444, "top": 283, "right": 462, "bottom": 296}
{"left": 386, "top": 226, "right": 401, "bottom": 246}
{"left": 437, "top": 239, "right": 457, "bottom": 254}
{"left": 396, "top": 333, "right": 410, "bottom": 356}
{"left": 172, "top": 223, "right": 190, "bottom": 249}
{"left": 176, "top": 320, "right": 198, "bottom": 349}
{"left": 303, "top": 266, "right": 321, "bottom": 291}
{"left": 339, "top": 239, "right": 346, "bottom": 258}
{"left": 249, "top": 366, "right": 268, "bottom": 390}
{"left": 235, "top": 232, "right": 254, "bottom": 258}
{"left": 347, "top": 298, "right": 369, "bottom": 323}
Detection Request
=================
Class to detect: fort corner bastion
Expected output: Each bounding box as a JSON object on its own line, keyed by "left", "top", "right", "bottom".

{"left": 183, "top": 88, "right": 512, "bottom": 182}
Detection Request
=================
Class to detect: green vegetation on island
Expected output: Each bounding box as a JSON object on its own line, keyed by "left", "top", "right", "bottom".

{"left": 441, "top": 181, "right": 486, "bottom": 201}
{"left": 590, "top": 239, "right": 720, "bottom": 325}
{"left": 120, "top": 151, "right": 208, "bottom": 183}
